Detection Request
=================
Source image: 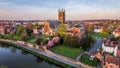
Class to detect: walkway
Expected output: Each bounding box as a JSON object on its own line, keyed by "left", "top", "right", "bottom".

{"left": 0, "top": 39, "right": 95, "bottom": 68}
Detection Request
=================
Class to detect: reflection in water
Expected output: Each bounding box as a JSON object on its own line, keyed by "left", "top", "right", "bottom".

{"left": 10, "top": 47, "right": 17, "bottom": 53}
{"left": 20, "top": 50, "right": 29, "bottom": 55}
{"left": 36, "top": 56, "right": 43, "bottom": 63}
{"left": 0, "top": 44, "right": 9, "bottom": 49}
{"left": 0, "top": 44, "right": 61, "bottom": 68}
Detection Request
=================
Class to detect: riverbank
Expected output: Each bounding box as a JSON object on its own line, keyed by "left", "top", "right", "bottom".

{"left": 0, "top": 39, "right": 95, "bottom": 68}
{"left": 0, "top": 39, "right": 76, "bottom": 68}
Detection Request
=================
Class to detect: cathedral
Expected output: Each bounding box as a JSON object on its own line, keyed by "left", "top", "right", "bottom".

{"left": 58, "top": 9, "right": 65, "bottom": 23}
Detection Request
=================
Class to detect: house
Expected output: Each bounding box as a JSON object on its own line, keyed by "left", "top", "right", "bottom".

{"left": 105, "top": 54, "right": 120, "bottom": 68}
{"left": 114, "top": 45, "right": 120, "bottom": 58}
{"left": 33, "top": 28, "right": 41, "bottom": 34}
{"left": 94, "top": 24, "right": 102, "bottom": 33}
{"left": 0, "top": 22, "right": 15, "bottom": 35}
{"left": 102, "top": 39, "right": 118, "bottom": 53}
{"left": 113, "top": 27, "right": 120, "bottom": 37}
{"left": 42, "top": 21, "right": 53, "bottom": 35}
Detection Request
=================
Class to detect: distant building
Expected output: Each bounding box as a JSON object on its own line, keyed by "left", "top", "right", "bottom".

{"left": 58, "top": 9, "right": 65, "bottom": 23}
{"left": 33, "top": 28, "right": 41, "bottom": 34}
{"left": 0, "top": 22, "right": 15, "bottom": 35}
{"left": 113, "top": 26, "right": 120, "bottom": 37}
{"left": 42, "top": 21, "right": 53, "bottom": 35}
{"left": 94, "top": 24, "right": 102, "bottom": 33}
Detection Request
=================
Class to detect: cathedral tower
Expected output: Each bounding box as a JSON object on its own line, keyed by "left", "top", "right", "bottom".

{"left": 58, "top": 9, "right": 65, "bottom": 23}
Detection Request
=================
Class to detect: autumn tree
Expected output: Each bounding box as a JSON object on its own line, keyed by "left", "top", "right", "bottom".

{"left": 86, "top": 24, "right": 94, "bottom": 34}
{"left": 26, "top": 22, "right": 33, "bottom": 30}
{"left": 57, "top": 24, "right": 66, "bottom": 34}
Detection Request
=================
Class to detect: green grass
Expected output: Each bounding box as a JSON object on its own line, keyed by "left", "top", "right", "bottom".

{"left": 81, "top": 55, "right": 98, "bottom": 66}
{"left": 39, "top": 34, "right": 51, "bottom": 39}
{"left": 26, "top": 35, "right": 51, "bottom": 44}
{"left": 26, "top": 38, "right": 36, "bottom": 44}
{"left": 51, "top": 45, "right": 83, "bottom": 58}
{"left": 90, "top": 32, "right": 108, "bottom": 38}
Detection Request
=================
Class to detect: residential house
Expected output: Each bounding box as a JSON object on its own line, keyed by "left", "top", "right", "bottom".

{"left": 102, "top": 39, "right": 118, "bottom": 53}
{"left": 105, "top": 54, "right": 120, "bottom": 68}
{"left": 113, "top": 27, "right": 120, "bottom": 37}
{"left": 94, "top": 24, "right": 102, "bottom": 33}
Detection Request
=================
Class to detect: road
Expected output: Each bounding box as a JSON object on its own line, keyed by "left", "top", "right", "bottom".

{"left": 88, "top": 38, "right": 102, "bottom": 53}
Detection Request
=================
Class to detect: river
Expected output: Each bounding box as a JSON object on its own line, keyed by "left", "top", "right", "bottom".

{"left": 0, "top": 44, "right": 61, "bottom": 68}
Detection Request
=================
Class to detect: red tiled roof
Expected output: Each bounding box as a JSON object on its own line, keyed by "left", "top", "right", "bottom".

{"left": 106, "top": 55, "right": 120, "bottom": 65}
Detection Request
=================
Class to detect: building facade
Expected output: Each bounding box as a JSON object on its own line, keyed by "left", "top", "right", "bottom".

{"left": 58, "top": 9, "right": 65, "bottom": 23}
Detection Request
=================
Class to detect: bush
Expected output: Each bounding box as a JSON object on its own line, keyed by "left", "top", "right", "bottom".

{"left": 35, "top": 37, "right": 42, "bottom": 45}
{"left": 81, "top": 55, "right": 98, "bottom": 66}
{"left": 63, "top": 34, "right": 81, "bottom": 48}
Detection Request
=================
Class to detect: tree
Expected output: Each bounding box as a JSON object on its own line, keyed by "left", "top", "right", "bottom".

{"left": 86, "top": 24, "right": 94, "bottom": 34}
{"left": 20, "top": 29, "right": 29, "bottom": 41}
{"left": 102, "top": 22, "right": 110, "bottom": 33}
{"left": 63, "top": 35, "right": 81, "bottom": 48}
{"left": 16, "top": 25, "right": 24, "bottom": 36}
{"left": 57, "top": 24, "right": 66, "bottom": 34}
{"left": 33, "top": 23, "right": 41, "bottom": 29}
{"left": 26, "top": 28, "right": 33, "bottom": 36}
{"left": 26, "top": 22, "right": 33, "bottom": 30}
{"left": 80, "top": 35, "right": 94, "bottom": 50}
{"left": 35, "top": 36, "right": 42, "bottom": 45}
{"left": 9, "top": 32, "right": 15, "bottom": 39}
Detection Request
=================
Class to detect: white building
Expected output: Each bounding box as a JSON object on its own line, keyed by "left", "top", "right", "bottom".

{"left": 94, "top": 29, "right": 102, "bottom": 33}
{"left": 102, "top": 39, "right": 118, "bottom": 55}
{"left": 102, "top": 43, "right": 116, "bottom": 53}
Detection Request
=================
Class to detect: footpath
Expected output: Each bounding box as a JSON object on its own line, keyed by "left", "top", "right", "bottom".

{"left": 0, "top": 39, "right": 95, "bottom": 68}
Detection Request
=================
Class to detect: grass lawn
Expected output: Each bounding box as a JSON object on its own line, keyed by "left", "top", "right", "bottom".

{"left": 13, "top": 35, "right": 20, "bottom": 40}
{"left": 90, "top": 32, "right": 108, "bottom": 38}
{"left": 26, "top": 34, "right": 51, "bottom": 44}
{"left": 51, "top": 44, "right": 84, "bottom": 58}
{"left": 39, "top": 34, "right": 51, "bottom": 39}
{"left": 26, "top": 38, "right": 36, "bottom": 44}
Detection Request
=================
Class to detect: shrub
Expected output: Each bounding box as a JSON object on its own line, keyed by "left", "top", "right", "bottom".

{"left": 81, "top": 55, "right": 98, "bottom": 66}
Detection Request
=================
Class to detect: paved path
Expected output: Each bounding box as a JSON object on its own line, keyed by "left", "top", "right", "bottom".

{"left": 88, "top": 38, "right": 102, "bottom": 53}
{"left": 0, "top": 39, "right": 95, "bottom": 68}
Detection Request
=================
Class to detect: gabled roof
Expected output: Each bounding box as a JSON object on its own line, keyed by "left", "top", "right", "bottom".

{"left": 106, "top": 54, "right": 120, "bottom": 65}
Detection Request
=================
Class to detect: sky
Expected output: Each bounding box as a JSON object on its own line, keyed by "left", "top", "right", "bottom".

{"left": 0, "top": 0, "right": 120, "bottom": 20}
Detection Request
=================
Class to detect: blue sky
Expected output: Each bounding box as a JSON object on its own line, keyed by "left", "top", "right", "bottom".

{"left": 0, "top": 0, "right": 120, "bottom": 20}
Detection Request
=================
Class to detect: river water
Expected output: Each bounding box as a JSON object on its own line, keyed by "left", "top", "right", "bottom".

{"left": 0, "top": 44, "right": 61, "bottom": 68}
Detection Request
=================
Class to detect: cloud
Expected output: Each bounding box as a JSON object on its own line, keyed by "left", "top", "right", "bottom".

{"left": 0, "top": 0, "right": 120, "bottom": 20}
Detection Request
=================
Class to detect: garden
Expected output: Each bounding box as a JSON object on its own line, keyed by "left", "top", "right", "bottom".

{"left": 51, "top": 44, "right": 83, "bottom": 58}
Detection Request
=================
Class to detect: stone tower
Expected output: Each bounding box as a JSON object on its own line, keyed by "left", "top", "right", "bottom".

{"left": 58, "top": 9, "right": 65, "bottom": 23}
